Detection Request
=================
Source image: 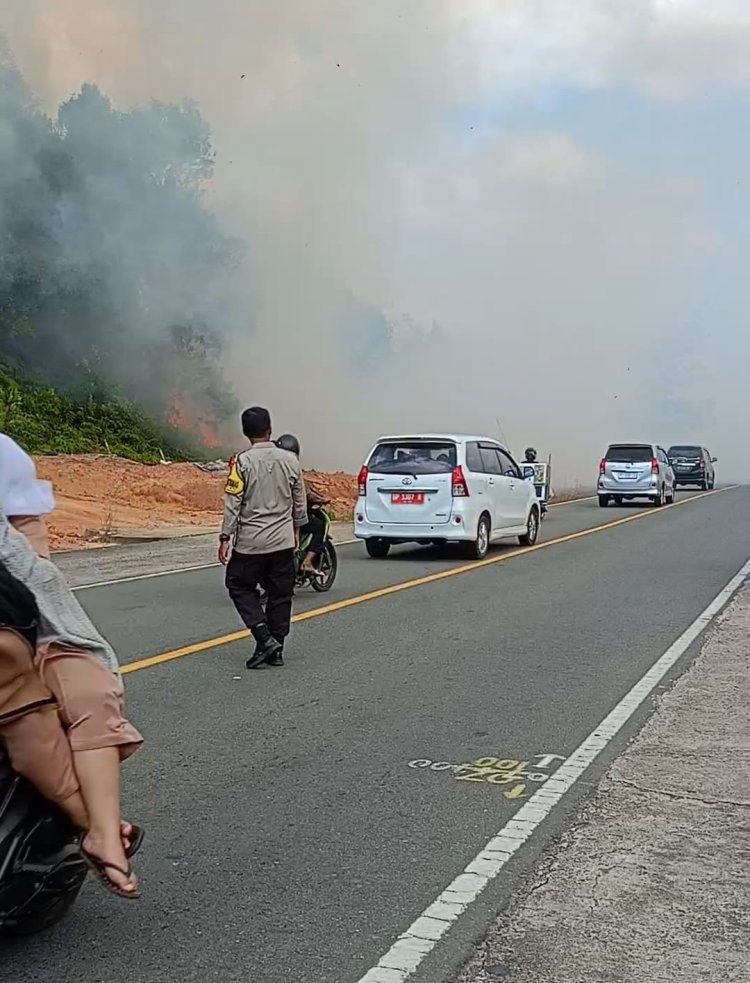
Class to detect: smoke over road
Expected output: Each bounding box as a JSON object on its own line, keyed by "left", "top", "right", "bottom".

{"left": 3, "top": 1, "right": 750, "bottom": 480}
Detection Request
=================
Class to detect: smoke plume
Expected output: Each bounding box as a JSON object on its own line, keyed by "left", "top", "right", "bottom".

{"left": 3, "top": 1, "right": 750, "bottom": 480}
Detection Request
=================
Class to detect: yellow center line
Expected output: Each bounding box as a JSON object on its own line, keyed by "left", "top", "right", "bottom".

{"left": 121, "top": 486, "right": 735, "bottom": 676}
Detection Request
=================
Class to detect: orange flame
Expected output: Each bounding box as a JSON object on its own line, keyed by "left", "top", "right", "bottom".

{"left": 166, "top": 392, "right": 221, "bottom": 449}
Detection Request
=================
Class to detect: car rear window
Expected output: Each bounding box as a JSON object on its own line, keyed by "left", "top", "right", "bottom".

{"left": 368, "top": 441, "right": 457, "bottom": 475}
{"left": 668, "top": 446, "right": 701, "bottom": 457}
{"left": 605, "top": 444, "right": 653, "bottom": 463}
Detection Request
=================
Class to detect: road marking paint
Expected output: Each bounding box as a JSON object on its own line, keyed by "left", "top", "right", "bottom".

{"left": 547, "top": 495, "right": 596, "bottom": 508}
{"left": 72, "top": 561, "right": 221, "bottom": 591}
{"left": 120, "top": 486, "right": 733, "bottom": 676}
{"left": 71, "top": 496, "right": 595, "bottom": 591}
{"left": 356, "top": 552, "right": 750, "bottom": 983}
{"left": 71, "top": 542, "right": 360, "bottom": 591}
{"left": 407, "top": 754, "right": 563, "bottom": 796}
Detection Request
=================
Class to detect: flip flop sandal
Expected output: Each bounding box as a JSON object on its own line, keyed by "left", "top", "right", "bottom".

{"left": 83, "top": 850, "right": 141, "bottom": 900}
{"left": 122, "top": 822, "right": 145, "bottom": 859}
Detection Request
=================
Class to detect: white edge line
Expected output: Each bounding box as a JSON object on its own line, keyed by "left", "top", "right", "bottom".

{"left": 69, "top": 497, "right": 596, "bottom": 591}
{"left": 70, "top": 541, "right": 360, "bottom": 591}
{"left": 356, "top": 555, "right": 750, "bottom": 983}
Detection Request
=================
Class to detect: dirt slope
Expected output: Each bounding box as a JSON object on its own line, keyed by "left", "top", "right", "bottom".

{"left": 35, "top": 455, "right": 357, "bottom": 551}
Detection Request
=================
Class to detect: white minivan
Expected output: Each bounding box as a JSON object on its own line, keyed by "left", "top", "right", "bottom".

{"left": 353, "top": 434, "right": 541, "bottom": 559}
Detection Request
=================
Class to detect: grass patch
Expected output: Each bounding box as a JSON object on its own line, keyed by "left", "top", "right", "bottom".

{"left": 0, "top": 361, "right": 198, "bottom": 462}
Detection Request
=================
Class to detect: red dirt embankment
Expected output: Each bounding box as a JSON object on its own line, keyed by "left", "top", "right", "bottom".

{"left": 34, "top": 455, "right": 358, "bottom": 551}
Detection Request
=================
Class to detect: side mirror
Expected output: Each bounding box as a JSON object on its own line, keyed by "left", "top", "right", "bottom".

{"left": 711, "top": 457, "right": 717, "bottom": 463}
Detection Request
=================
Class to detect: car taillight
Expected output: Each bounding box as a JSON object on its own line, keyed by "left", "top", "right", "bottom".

{"left": 652, "top": 458, "right": 659, "bottom": 474}
{"left": 357, "top": 465, "right": 368, "bottom": 496}
{"left": 599, "top": 458, "right": 606, "bottom": 475}
{"left": 452, "top": 466, "right": 470, "bottom": 497}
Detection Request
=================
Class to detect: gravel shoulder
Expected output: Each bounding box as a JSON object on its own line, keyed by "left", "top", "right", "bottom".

{"left": 457, "top": 586, "right": 750, "bottom": 983}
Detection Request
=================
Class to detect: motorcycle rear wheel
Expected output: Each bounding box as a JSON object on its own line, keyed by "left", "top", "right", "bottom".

{"left": 0, "top": 752, "right": 87, "bottom": 937}
{"left": 311, "top": 541, "right": 337, "bottom": 593}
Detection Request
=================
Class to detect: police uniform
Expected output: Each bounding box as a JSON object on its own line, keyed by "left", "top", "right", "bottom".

{"left": 221, "top": 441, "right": 307, "bottom": 650}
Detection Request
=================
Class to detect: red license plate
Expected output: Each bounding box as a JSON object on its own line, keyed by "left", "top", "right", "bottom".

{"left": 391, "top": 492, "right": 425, "bottom": 505}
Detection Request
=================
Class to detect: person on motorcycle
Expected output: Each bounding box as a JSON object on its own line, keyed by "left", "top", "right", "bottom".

{"left": 524, "top": 447, "right": 538, "bottom": 463}
{"left": 275, "top": 434, "right": 329, "bottom": 577}
{"left": 0, "top": 541, "right": 143, "bottom": 899}
{"left": 0, "top": 561, "right": 88, "bottom": 831}
{"left": 0, "top": 435, "right": 143, "bottom": 899}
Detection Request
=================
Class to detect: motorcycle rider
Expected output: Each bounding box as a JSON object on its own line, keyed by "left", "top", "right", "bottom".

{"left": 275, "top": 434, "right": 329, "bottom": 577}
{"left": 521, "top": 446, "right": 549, "bottom": 516}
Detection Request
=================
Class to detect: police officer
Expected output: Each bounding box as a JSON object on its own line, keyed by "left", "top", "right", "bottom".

{"left": 219, "top": 407, "right": 307, "bottom": 669}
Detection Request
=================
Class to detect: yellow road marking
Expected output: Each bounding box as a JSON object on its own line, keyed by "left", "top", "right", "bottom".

{"left": 121, "top": 486, "right": 735, "bottom": 676}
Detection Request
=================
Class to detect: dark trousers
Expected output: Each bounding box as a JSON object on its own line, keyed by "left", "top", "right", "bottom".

{"left": 225, "top": 549, "right": 295, "bottom": 642}
{"left": 300, "top": 512, "right": 326, "bottom": 557}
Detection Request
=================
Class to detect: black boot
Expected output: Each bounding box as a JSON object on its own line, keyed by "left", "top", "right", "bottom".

{"left": 267, "top": 643, "right": 284, "bottom": 667}
{"left": 246, "top": 623, "right": 282, "bottom": 670}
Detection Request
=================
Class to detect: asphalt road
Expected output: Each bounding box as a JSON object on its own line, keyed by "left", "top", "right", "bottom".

{"left": 5, "top": 487, "right": 750, "bottom": 983}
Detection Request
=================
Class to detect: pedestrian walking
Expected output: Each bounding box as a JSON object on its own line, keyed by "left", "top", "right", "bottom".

{"left": 219, "top": 407, "right": 307, "bottom": 669}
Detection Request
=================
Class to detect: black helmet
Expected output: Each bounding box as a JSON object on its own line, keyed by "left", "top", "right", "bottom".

{"left": 275, "top": 433, "right": 300, "bottom": 456}
{"left": 524, "top": 447, "right": 538, "bottom": 461}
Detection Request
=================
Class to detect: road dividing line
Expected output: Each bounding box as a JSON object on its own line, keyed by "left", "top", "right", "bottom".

{"left": 120, "top": 486, "right": 733, "bottom": 676}
{"left": 356, "top": 553, "right": 750, "bottom": 983}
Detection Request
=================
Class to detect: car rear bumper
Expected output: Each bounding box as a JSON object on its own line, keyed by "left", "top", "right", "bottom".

{"left": 353, "top": 513, "right": 475, "bottom": 543}
{"left": 673, "top": 471, "right": 707, "bottom": 484}
{"left": 598, "top": 477, "right": 658, "bottom": 497}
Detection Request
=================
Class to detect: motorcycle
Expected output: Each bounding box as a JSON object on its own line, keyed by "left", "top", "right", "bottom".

{"left": 260, "top": 506, "right": 338, "bottom": 601}
{"left": 297, "top": 506, "right": 338, "bottom": 593}
{"left": 0, "top": 746, "right": 87, "bottom": 937}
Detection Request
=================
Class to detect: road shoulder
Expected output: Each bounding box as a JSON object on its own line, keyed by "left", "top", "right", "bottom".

{"left": 457, "top": 586, "right": 750, "bottom": 983}
{"left": 53, "top": 522, "right": 355, "bottom": 587}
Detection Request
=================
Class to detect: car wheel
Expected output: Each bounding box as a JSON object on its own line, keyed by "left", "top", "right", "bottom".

{"left": 365, "top": 538, "right": 391, "bottom": 559}
{"left": 709, "top": 478, "right": 715, "bottom": 490}
{"left": 465, "top": 514, "right": 490, "bottom": 560}
{"left": 598, "top": 495, "right": 610, "bottom": 508}
{"left": 666, "top": 486, "right": 675, "bottom": 505}
{"left": 519, "top": 507, "right": 540, "bottom": 547}
{"left": 653, "top": 486, "right": 664, "bottom": 508}
{"left": 701, "top": 478, "right": 709, "bottom": 490}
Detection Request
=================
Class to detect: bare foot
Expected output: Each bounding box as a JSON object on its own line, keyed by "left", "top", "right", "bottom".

{"left": 82, "top": 831, "right": 139, "bottom": 895}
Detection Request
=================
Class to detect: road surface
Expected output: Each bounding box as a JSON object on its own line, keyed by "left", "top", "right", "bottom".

{"left": 5, "top": 487, "right": 749, "bottom": 983}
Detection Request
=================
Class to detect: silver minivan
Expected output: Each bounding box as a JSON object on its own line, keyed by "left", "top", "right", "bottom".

{"left": 598, "top": 443, "right": 675, "bottom": 508}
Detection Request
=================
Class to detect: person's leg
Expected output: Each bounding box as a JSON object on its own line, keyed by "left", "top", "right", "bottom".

{"left": 40, "top": 646, "right": 143, "bottom": 895}
{"left": 1, "top": 708, "right": 89, "bottom": 829}
{"left": 227, "top": 552, "right": 282, "bottom": 668}
{"left": 300, "top": 515, "right": 326, "bottom": 572}
{"left": 0, "top": 627, "right": 88, "bottom": 827}
{"left": 264, "top": 549, "right": 295, "bottom": 657}
{"left": 225, "top": 552, "right": 265, "bottom": 630}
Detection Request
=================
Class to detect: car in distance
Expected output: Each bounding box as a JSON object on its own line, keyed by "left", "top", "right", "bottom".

{"left": 598, "top": 443, "right": 675, "bottom": 508}
{"left": 353, "top": 434, "right": 541, "bottom": 560}
{"left": 667, "top": 445, "right": 716, "bottom": 490}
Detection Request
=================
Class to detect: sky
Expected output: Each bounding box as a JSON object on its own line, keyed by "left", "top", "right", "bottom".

{"left": 3, "top": 0, "right": 749, "bottom": 482}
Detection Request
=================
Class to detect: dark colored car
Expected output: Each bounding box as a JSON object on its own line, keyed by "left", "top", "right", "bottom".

{"left": 667, "top": 445, "right": 717, "bottom": 490}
